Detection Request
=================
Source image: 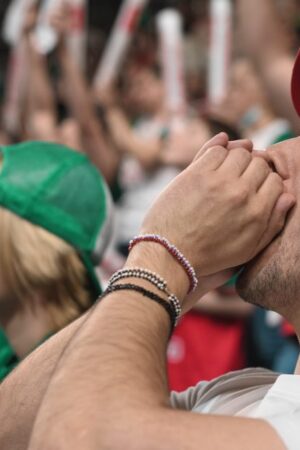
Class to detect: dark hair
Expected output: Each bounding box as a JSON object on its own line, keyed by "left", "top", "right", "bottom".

{"left": 204, "top": 116, "right": 242, "bottom": 141}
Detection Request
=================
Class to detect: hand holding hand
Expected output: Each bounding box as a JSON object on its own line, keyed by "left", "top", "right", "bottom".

{"left": 132, "top": 133, "right": 295, "bottom": 305}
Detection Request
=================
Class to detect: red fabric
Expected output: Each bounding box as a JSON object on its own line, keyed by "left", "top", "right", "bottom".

{"left": 281, "top": 320, "right": 295, "bottom": 337}
{"left": 291, "top": 49, "right": 300, "bottom": 117}
{"left": 167, "top": 311, "right": 245, "bottom": 391}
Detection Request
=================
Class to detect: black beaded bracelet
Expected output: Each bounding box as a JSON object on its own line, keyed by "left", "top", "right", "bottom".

{"left": 100, "top": 283, "right": 177, "bottom": 334}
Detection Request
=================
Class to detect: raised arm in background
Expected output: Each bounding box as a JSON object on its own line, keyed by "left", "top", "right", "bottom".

{"left": 237, "top": 0, "right": 300, "bottom": 134}
{"left": 52, "top": 6, "right": 120, "bottom": 184}
{"left": 23, "top": 7, "right": 58, "bottom": 141}
{"left": 95, "top": 86, "right": 163, "bottom": 169}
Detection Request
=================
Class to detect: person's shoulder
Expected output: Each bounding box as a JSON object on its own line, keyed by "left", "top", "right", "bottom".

{"left": 254, "top": 373, "right": 300, "bottom": 450}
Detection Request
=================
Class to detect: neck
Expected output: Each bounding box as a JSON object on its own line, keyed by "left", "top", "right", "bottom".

{"left": 0, "top": 294, "right": 54, "bottom": 359}
{"left": 240, "top": 106, "right": 275, "bottom": 136}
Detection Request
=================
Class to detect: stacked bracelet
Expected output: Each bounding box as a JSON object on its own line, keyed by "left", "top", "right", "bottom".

{"left": 128, "top": 234, "right": 198, "bottom": 293}
{"left": 109, "top": 267, "right": 168, "bottom": 293}
{"left": 108, "top": 268, "right": 182, "bottom": 325}
{"left": 101, "top": 283, "right": 177, "bottom": 334}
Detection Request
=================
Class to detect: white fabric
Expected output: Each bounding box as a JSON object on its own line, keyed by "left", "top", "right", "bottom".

{"left": 249, "top": 119, "right": 291, "bottom": 149}
{"left": 116, "top": 117, "right": 179, "bottom": 244}
{"left": 170, "top": 368, "right": 300, "bottom": 449}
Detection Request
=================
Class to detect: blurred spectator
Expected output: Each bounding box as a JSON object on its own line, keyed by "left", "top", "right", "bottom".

{"left": 211, "top": 58, "right": 294, "bottom": 148}
{"left": 0, "top": 141, "right": 113, "bottom": 381}
{"left": 237, "top": 0, "right": 300, "bottom": 133}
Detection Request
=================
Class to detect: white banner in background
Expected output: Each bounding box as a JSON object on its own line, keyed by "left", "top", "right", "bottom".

{"left": 2, "top": 0, "right": 37, "bottom": 45}
{"left": 33, "top": 0, "right": 63, "bottom": 54}
{"left": 156, "top": 9, "right": 187, "bottom": 125}
{"left": 94, "top": 0, "right": 149, "bottom": 88}
{"left": 67, "top": 0, "right": 87, "bottom": 70}
{"left": 208, "top": 0, "right": 233, "bottom": 106}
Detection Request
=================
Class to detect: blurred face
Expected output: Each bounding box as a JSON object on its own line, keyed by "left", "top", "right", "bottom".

{"left": 123, "top": 68, "right": 164, "bottom": 115}
{"left": 237, "top": 137, "right": 300, "bottom": 323}
{"left": 222, "top": 60, "right": 266, "bottom": 123}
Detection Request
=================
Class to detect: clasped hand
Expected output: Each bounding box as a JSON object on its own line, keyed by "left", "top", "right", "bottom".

{"left": 138, "top": 133, "right": 295, "bottom": 308}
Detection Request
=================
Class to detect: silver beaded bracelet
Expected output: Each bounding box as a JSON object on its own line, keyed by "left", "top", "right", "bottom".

{"left": 108, "top": 267, "right": 182, "bottom": 324}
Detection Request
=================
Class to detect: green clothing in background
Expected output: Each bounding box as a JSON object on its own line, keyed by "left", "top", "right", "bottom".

{"left": 0, "top": 329, "right": 19, "bottom": 382}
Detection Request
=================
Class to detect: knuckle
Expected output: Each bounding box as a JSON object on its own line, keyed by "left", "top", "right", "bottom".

{"left": 208, "top": 145, "right": 227, "bottom": 156}
{"left": 251, "top": 206, "right": 267, "bottom": 225}
{"left": 269, "top": 172, "right": 283, "bottom": 186}
{"left": 255, "top": 156, "right": 270, "bottom": 171}
{"left": 231, "top": 182, "right": 249, "bottom": 204}
{"left": 236, "top": 147, "right": 252, "bottom": 159}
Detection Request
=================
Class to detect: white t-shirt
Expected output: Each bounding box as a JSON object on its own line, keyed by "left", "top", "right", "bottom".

{"left": 249, "top": 119, "right": 292, "bottom": 149}
{"left": 170, "top": 368, "right": 300, "bottom": 450}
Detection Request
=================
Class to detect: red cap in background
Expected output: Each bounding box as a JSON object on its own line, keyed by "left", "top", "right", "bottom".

{"left": 291, "top": 49, "right": 300, "bottom": 116}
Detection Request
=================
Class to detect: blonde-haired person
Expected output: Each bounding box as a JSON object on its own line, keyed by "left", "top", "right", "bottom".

{"left": 0, "top": 141, "right": 113, "bottom": 381}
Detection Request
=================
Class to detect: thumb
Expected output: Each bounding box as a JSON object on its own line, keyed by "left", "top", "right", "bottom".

{"left": 258, "top": 192, "right": 296, "bottom": 253}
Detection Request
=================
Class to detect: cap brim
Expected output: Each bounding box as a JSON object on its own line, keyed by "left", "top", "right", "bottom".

{"left": 291, "top": 49, "right": 300, "bottom": 117}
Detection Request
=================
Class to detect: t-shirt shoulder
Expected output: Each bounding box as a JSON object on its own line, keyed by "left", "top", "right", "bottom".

{"left": 254, "top": 374, "right": 300, "bottom": 450}
{"left": 170, "top": 367, "right": 278, "bottom": 411}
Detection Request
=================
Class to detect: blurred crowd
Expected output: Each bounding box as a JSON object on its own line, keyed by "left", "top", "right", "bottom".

{"left": 0, "top": 0, "right": 300, "bottom": 391}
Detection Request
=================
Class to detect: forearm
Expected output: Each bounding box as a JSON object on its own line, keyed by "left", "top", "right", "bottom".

{"left": 58, "top": 42, "right": 96, "bottom": 134}
{"left": 237, "top": 0, "right": 300, "bottom": 133}
{"left": 28, "top": 248, "right": 283, "bottom": 450}
{"left": 105, "top": 108, "right": 161, "bottom": 168}
{"left": 28, "top": 244, "right": 188, "bottom": 448}
{"left": 0, "top": 314, "right": 86, "bottom": 450}
{"left": 57, "top": 43, "right": 120, "bottom": 182}
{"left": 237, "top": 0, "right": 292, "bottom": 64}
{"left": 26, "top": 36, "right": 56, "bottom": 116}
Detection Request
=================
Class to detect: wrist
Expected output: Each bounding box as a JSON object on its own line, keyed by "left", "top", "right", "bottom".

{"left": 125, "top": 242, "right": 190, "bottom": 302}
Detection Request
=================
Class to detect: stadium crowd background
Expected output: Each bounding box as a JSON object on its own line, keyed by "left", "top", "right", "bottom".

{"left": 0, "top": 0, "right": 300, "bottom": 392}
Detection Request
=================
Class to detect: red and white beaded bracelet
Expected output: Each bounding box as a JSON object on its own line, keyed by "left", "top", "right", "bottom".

{"left": 128, "top": 234, "right": 198, "bottom": 293}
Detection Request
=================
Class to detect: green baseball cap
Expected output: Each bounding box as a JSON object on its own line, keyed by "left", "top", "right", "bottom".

{"left": 0, "top": 141, "right": 114, "bottom": 297}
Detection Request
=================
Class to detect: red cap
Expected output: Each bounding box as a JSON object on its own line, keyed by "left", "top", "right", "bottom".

{"left": 291, "top": 49, "right": 300, "bottom": 116}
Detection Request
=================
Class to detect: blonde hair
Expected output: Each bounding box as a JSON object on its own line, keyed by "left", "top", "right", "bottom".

{"left": 0, "top": 207, "right": 94, "bottom": 331}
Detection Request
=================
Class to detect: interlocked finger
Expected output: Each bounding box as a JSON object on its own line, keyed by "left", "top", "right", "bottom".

{"left": 219, "top": 148, "right": 252, "bottom": 176}
{"left": 242, "top": 156, "right": 272, "bottom": 191}
{"left": 193, "top": 133, "right": 229, "bottom": 162}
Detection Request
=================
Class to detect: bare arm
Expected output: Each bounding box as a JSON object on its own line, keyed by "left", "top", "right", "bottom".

{"left": 28, "top": 255, "right": 284, "bottom": 450}
{"left": 104, "top": 105, "right": 162, "bottom": 169}
{"left": 237, "top": 0, "right": 300, "bottom": 133}
{"left": 26, "top": 39, "right": 56, "bottom": 117}
{"left": 23, "top": 34, "right": 58, "bottom": 141}
{"left": 0, "top": 314, "right": 86, "bottom": 450}
{"left": 28, "top": 134, "right": 291, "bottom": 450}
{"left": 55, "top": 39, "right": 120, "bottom": 184}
